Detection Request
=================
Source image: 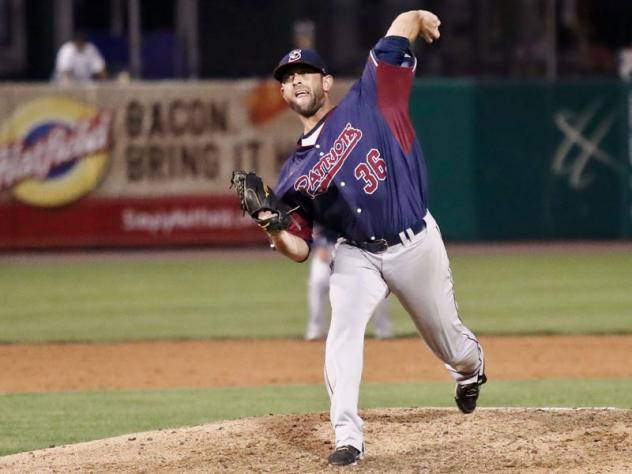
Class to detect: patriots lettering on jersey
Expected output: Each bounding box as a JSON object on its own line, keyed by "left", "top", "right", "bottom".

{"left": 294, "top": 123, "right": 363, "bottom": 198}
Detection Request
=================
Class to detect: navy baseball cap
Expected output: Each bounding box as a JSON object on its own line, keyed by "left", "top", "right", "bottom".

{"left": 273, "top": 48, "right": 329, "bottom": 81}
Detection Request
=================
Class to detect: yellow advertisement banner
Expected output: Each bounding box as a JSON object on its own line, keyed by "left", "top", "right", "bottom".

{"left": 0, "top": 80, "right": 351, "bottom": 206}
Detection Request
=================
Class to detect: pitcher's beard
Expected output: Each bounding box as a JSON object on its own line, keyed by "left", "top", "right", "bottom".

{"left": 289, "top": 93, "right": 325, "bottom": 118}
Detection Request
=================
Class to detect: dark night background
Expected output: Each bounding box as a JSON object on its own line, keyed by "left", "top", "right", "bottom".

{"left": 5, "top": 0, "right": 632, "bottom": 81}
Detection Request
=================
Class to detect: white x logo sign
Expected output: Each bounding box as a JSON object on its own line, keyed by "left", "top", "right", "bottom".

{"left": 551, "top": 100, "right": 622, "bottom": 190}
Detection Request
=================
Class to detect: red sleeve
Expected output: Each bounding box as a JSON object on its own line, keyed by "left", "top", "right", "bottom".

{"left": 361, "top": 36, "right": 417, "bottom": 155}
{"left": 376, "top": 59, "right": 415, "bottom": 155}
{"left": 286, "top": 210, "right": 313, "bottom": 243}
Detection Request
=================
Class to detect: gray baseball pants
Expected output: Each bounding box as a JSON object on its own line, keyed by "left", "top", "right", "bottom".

{"left": 324, "top": 211, "right": 484, "bottom": 452}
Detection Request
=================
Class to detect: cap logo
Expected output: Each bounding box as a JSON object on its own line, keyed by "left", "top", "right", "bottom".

{"left": 288, "top": 49, "right": 302, "bottom": 62}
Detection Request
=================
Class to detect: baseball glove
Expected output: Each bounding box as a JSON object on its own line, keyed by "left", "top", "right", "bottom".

{"left": 230, "top": 170, "right": 289, "bottom": 232}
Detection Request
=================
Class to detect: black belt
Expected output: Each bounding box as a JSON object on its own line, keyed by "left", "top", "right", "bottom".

{"left": 344, "top": 220, "right": 426, "bottom": 254}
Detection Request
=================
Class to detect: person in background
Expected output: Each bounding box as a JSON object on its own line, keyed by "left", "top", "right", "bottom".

{"left": 305, "top": 224, "right": 393, "bottom": 341}
{"left": 53, "top": 32, "right": 107, "bottom": 85}
{"left": 618, "top": 41, "right": 632, "bottom": 80}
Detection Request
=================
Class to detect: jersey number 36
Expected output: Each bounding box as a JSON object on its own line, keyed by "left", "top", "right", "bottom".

{"left": 354, "top": 148, "right": 386, "bottom": 194}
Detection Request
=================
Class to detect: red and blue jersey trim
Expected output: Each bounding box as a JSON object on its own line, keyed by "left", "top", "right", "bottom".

{"left": 369, "top": 36, "right": 417, "bottom": 155}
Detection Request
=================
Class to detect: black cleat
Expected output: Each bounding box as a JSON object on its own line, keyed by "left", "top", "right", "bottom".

{"left": 455, "top": 374, "right": 487, "bottom": 414}
{"left": 328, "top": 445, "right": 363, "bottom": 466}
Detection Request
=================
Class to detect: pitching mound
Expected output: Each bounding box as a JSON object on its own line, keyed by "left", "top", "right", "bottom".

{"left": 1, "top": 407, "right": 630, "bottom": 473}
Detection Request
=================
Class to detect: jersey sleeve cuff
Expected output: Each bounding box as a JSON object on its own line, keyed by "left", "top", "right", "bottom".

{"left": 372, "top": 36, "right": 415, "bottom": 68}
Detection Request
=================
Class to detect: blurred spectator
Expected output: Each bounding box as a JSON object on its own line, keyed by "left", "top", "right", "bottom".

{"left": 52, "top": 32, "right": 107, "bottom": 84}
{"left": 305, "top": 225, "right": 393, "bottom": 341}
{"left": 557, "top": 0, "right": 591, "bottom": 74}
{"left": 618, "top": 42, "right": 632, "bottom": 80}
{"left": 293, "top": 20, "right": 315, "bottom": 50}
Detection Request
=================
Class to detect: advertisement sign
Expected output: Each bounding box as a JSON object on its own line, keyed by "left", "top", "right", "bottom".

{"left": 0, "top": 96, "right": 113, "bottom": 207}
{"left": 0, "top": 80, "right": 356, "bottom": 249}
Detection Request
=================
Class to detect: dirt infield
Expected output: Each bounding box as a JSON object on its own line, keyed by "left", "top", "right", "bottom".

{"left": 1, "top": 408, "right": 631, "bottom": 473}
{"left": 2, "top": 335, "right": 632, "bottom": 392}
{"left": 2, "top": 335, "right": 632, "bottom": 472}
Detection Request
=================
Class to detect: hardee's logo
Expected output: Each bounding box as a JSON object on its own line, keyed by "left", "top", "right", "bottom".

{"left": 0, "top": 96, "right": 113, "bottom": 207}
{"left": 294, "top": 123, "right": 362, "bottom": 197}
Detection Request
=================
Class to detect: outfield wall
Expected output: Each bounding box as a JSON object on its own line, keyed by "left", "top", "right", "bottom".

{"left": 414, "top": 80, "right": 632, "bottom": 240}
{"left": 0, "top": 80, "right": 630, "bottom": 249}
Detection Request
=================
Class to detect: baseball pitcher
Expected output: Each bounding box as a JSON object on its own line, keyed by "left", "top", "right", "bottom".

{"left": 231, "top": 10, "right": 486, "bottom": 466}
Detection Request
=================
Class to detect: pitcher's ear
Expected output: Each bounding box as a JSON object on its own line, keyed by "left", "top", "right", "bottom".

{"left": 323, "top": 74, "right": 334, "bottom": 92}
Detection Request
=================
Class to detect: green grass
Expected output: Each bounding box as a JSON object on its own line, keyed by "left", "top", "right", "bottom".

{"left": 1, "top": 250, "right": 630, "bottom": 458}
{"left": 1, "top": 379, "right": 631, "bottom": 456}
{"left": 0, "top": 258, "right": 309, "bottom": 342}
{"left": 1, "top": 250, "right": 631, "bottom": 342}
{"left": 452, "top": 252, "right": 632, "bottom": 334}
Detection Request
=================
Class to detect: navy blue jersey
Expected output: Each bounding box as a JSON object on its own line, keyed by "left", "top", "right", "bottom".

{"left": 276, "top": 36, "right": 428, "bottom": 244}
